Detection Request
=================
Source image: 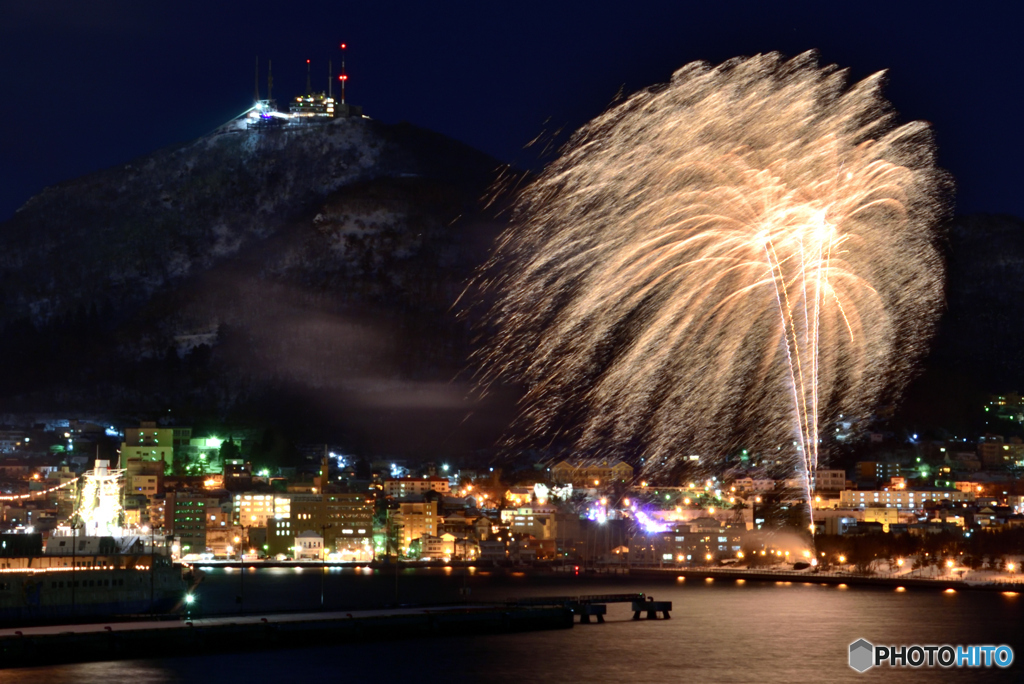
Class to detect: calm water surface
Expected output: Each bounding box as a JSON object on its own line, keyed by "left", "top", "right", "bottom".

{"left": 5, "top": 568, "right": 1023, "bottom": 683}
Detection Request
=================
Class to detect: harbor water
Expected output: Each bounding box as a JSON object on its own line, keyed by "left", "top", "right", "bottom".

{"left": 4, "top": 567, "right": 1022, "bottom": 683}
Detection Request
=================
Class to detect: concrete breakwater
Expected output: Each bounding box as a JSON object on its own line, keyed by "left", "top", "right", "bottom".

{"left": 0, "top": 605, "right": 574, "bottom": 670}
{"left": 629, "top": 567, "right": 1024, "bottom": 592}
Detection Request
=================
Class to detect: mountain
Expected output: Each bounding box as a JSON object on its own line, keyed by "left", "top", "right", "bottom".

{"left": 0, "top": 116, "right": 517, "bottom": 456}
{"left": 894, "top": 213, "right": 1024, "bottom": 436}
{"left": 2, "top": 112, "right": 1023, "bottom": 456}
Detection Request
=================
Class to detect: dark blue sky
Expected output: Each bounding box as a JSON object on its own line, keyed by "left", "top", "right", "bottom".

{"left": 1, "top": 0, "right": 1021, "bottom": 221}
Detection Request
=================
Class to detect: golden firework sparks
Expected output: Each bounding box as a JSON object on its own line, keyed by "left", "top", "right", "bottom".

{"left": 474, "top": 52, "right": 949, "bottom": 528}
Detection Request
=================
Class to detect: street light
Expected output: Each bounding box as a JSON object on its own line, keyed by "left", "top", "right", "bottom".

{"left": 237, "top": 525, "right": 251, "bottom": 614}
{"left": 320, "top": 523, "right": 332, "bottom": 610}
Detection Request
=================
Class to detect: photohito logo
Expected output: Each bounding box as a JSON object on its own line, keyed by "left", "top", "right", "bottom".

{"left": 849, "top": 639, "right": 1014, "bottom": 671}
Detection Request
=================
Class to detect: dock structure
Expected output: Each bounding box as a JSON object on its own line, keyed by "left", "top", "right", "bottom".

{"left": 0, "top": 605, "right": 572, "bottom": 669}
{"left": 507, "top": 593, "right": 671, "bottom": 624}
{"left": 631, "top": 596, "right": 672, "bottom": 620}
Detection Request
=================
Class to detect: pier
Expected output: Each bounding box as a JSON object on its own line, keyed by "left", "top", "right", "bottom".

{"left": 0, "top": 604, "right": 572, "bottom": 670}
{"left": 507, "top": 593, "right": 672, "bottom": 623}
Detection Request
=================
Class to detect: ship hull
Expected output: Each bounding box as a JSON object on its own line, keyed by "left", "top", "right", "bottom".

{"left": 0, "top": 565, "right": 188, "bottom": 626}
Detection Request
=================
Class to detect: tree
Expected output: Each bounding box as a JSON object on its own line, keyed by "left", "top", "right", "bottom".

{"left": 355, "top": 458, "right": 371, "bottom": 480}
{"left": 219, "top": 437, "right": 241, "bottom": 463}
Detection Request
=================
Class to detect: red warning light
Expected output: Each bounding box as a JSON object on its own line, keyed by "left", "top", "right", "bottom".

{"left": 340, "top": 43, "right": 347, "bottom": 49}
{"left": 340, "top": 75, "right": 348, "bottom": 81}
{"left": 306, "top": 59, "right": 310, "bottom": 64}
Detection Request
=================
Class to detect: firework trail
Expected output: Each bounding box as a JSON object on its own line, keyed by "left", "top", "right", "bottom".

{"left": 475, "top": 52, "right": 948, "bottom": 527}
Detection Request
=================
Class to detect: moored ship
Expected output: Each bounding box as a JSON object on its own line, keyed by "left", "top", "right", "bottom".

{"left": 0, "top": 532, "right": 190, "bottom": 624}
{"left": 0, "top": 459, "right": 192, "bottom": 625}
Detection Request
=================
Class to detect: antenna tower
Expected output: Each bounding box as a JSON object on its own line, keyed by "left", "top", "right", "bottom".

{"left": 339, "top": 43, "right": 348, "bottom": 104}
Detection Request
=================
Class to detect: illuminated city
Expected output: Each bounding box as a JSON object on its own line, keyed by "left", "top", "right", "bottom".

{"left": 0, "top": 2, "right": 1023, "bottom": 682}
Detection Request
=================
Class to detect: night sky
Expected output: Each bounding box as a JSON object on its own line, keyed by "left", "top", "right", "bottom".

{"left": 1, "top": 1, "right": 1021, "bottom": 222}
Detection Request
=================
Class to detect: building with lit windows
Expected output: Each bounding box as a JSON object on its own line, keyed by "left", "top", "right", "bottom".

{"left": 391, "top": 500, "right": 438, "bottom": 554}
{"left": 855, "top": 461, "right": 902, "bottom": 483}
{"left": 262, "top": 493, "right": 373, "bottom": 559}
{"left": 126, "top": 456, "right": 164, "bottom": 500}
{"left": 206, "top": 525, "right": 246, "bottom": 558}
{"left": 550, "top": 459, "right": 633, "bottom": 487}
{"left": 168, "top": 491, "right": 218, "bottom": 555}
{"left": 500, "top": 505, "right": 581, "bottom": 542}
{"left": 290, "top": 493, "right": 374, "bottom": 559}
{"left": 839, "top": 489, "right": 975, "bottom": 508}
{"left": 978, "top": 435, "right": 1024, "bottom": 468}
{"left": 268, "top": 517, "right": 295, "bottom": 556}
{"left": 812, "top": 469, "right": 847, "bottom": 493}
{"left": 119, "top": 421, "right": 176, "bottom": 469}
{"left": 294, "top": 530, "right": 324, "bottom": 560}
{"left": 384, "top": 477, "right": 450, "bottom": 498}
{"left": 628, "top": 519, "right": 746, "bottom": 566}
{"left": 232, "top": 493, "right": 285, "bottom": 527}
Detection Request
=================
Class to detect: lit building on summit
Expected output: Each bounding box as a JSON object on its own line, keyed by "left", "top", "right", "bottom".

{"left": 289, "top": 92, "right": 338, "bottom": 118}
{"left": 251, "top": 46, "right": 363, "bottom": 128}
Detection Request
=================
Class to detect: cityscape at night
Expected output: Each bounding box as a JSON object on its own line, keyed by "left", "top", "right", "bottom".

{"left": 1, "top": 1, "right": 1023, "bottom": 681}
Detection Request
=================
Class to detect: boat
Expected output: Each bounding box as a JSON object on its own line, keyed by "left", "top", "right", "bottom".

{"left": 0, "top": 458, "right": 193, "bottom": 625}
{"left": 0, "top": 532, "right": 191, "bottom": 625}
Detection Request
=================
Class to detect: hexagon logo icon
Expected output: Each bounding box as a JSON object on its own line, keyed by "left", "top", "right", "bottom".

{"left": 849, "top": 639, "right": 874, "bottom": 672}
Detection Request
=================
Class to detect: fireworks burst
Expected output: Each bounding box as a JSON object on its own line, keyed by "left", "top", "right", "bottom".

{"left": 475, "top": 52, "right": 949, "bottom": 517}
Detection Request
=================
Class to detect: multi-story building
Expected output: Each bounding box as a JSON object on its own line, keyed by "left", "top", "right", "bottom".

{"left": 45, "top": 467, "right": 78, "bottom": 520}
{"left": 550, "top": 459, "right": 633, "bottom": 487}
{"left": 123, "top": 493, "right": 149, "bottom": 527}
{"left": 383, "top": 477, "right": 450, "bottom": 498}
{"left": 0, "top": 430, "right": 27, "bottom": 453}
{"left": 148, "top": 494, "right": 168, "bottom": 532}
{"left": 978, "top": 435, "right": 1024, "bottom": 468}
{"left": 168, "top": 491, "right": 218, "bottom": 555}
{"left": 268, "top": 517, "right": 296, "bottom": 557}
{"left": 839, "top": 489, "right": 975, "bottom": 508}
{"left": 291, "top": 493, "right": 374, "bottom": 558}
{"left": 206, "top": 500, "right": 231, "bottom": 529}
{"left": 855, "top": 461, "right": 902, "bottom": 483}
{"left": 224, "top": 459, "right": 253, "bottom": 490}
{"left": 172, "top": 426, "right": 193, "bottom": 448}
{"left": 501, "top": 505, "right": 581, "bottom": 542}
{"left": 120, "top": 421, "right": 176, "bottom": 469}
{"left": 128, "top": 472, "right": 161, "bottom": 498}
{"left": 628, "top": 519, "right": 745, "bottom": 565}
{"left": 124, "top": 460, "right": 164, "bottom": 519}
{"left": 813, "top": 469, "right": 847, "bottom": 493}
{"left": 420, "top": 535, "right": 450, "bottom": 560}
{"left": 391, "top": 500, "right": 438, "bottom": 554}
{"left": 732, "top": 477, "right": 777, "bottom": 493}
{"left": 262, "top": 492, "right": 374, "bottom": 559}
{"left": 232, "top": 493, "right": 281, "bottom": 527}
